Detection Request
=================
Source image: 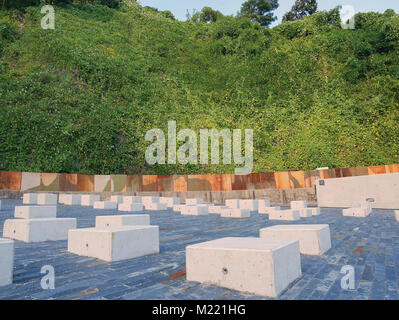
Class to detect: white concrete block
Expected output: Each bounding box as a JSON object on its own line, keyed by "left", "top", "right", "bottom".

{"left": 352, "top": 202, "right": 372, "bottom": 214}
{"left": 23, "top": 193, "right": 38, "bottom": 204}
{"left": 93, "top": 201, "right": 118, "bottom": 210}
{"left": 144, "top": 202, "right": 167, "bottom": 211}
{"left": 221, "top": 208, "right": 250, "bottom": 219}
{"left": 290, "top": 201, "right": 307, "bottom": 210}
{"left": 258, "top": 200, "right": 271, "bottom": 210}
{"left": 299, "top": 208, "right": 313, "bottom": 218}
{"left": 310, "top": 207, "right": 321, "bottom": 216}
{"left": 118, "top": 203, "right": 144, "bottom": 212}
{"left": 122, "top": 196, "right": 142, "bottom": 204}
{"left": 0, "top": 200, "right": 1, "bottom": 211}
{"left": 63, "top": 194, "right": 82, "bottom": 206}
{"left": 141, "top": 196, "right": 160, "bottom": 204}
{"left": 37, "top": 193, "right": 57, "bottom": 205}
{"left": 172, "top": 204, "right": 186, "bottom": 212}
{"left": 342, "top": 207, "right": 370, "bottom": 217}
{"left": 269, "top": 209, "right": 300, "bottom": 221}
{"left": 186, "top": 198, "right": 204, "bottom": 205}
{"left": 58, "top": 194, "right": 68, "bottom": 204}
{"left": 81, "top": 194, "right": 100, "bottom": 206}
{"left": 110, "top": 195, "right": 124, "bottom": 204}
{"left": 0, "top": 238, "right": 14, "bottom": 286}
{"left": 395, "top": 210, "right": 399, "bottom": 222}
{"left": 186, "top": 237, "right": 301, "bottom": 297}
{"left": 68, "top": 226, "right": 159, "bottom": 262}
{"left": 208, "top": 205, "right": 229, "bottom": 214}
{"left": 225, "top": 199, "right": 240, "bottom": 208}
{"left": 96, "top": 215, "right": 150, "bottom": 227}
{"left": 159, "top": 197, "right": 180, "bottom": 207}
{"left": 239, "top": 199, "right": 258, "bottom": 211}
{"left": 258, "top": 206, "right": 281, "bottom": 215}
{"left": 260, "top": 224, "right": 332, "bottom": 256}
{"left": 181, "top": 205, "right": 208, "bottom": 216}
{"left": 3, "top": 218, "right": 77, "bottom": 242}
{"left": 14, "top": 206, "right": 56, "bottom": 219}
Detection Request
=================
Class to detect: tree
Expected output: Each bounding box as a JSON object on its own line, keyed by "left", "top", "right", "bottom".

{"left": 282, "top": 0, "right": 317, "bottom": 23}
{"left": 239, "top": 0, "right": 279, "bottom": 27}
{"left": 188, "top": 7, "right": 223, "bottom": 23}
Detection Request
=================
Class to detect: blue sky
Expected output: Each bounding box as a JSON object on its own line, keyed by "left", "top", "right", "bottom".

{"left": 139, "top": 0, "right": 399, "bottom": 26}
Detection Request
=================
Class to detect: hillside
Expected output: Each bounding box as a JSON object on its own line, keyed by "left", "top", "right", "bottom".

{"left": 0, "top": 3, "right": 398, "bottom": 175}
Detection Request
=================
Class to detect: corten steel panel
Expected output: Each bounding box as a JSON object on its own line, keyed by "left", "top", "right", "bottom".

{"left": 221, "top": 174, "right": 233, "bottom": 191}
{"left": 385, "top": 164, "right": 399, "bottom": 173}
{"left": 289, "top": 171, "right": 306, "bottom": 189}
{"left": 246, "top": 172, "right": 276, "bottom": 190}
{"left": 355, "top": 166, "right": 369, "bottom": 176}
{"left": 231, "top": 175, "right": 247, "bottom": 190}
{"left": 187, "top": 175, "right": 211, "bottom": 191}
{"left": 304, "top": 170, "right": 318, "bottom": 188}
{"left": 94, "top": 175, "right": 111, "bottom": 192}
{"left": 21, "top": 172, "right": 41, "bottom": 191}
{"left": 341, "top": 167, "right": 355, "bottom": 177}
{"left": 173, "top": 175, "right": 188, "bottom": 192}
{"left": 157, "top": 175, "right": 173, "bottom": 192}
{"left": 368, "top": 165, "right": 386, "bottom": 175}
{"left": 59, "top": 174, "right": 78, "bottom": 191}
{"left": 333, "top": 168, "right": 342, "bottom": 178}
{"left": 127, "top": 175, "right": 142, "bottom": 192}
{"left": 40, "top": 173, "right": 59, "bottom": 191}
{"left": 77, "top": 174, "right": 94, "bottom": 192}
{"left": 274, "top": 172, "right": 291, "bottom": 190}
{"left": 111, "top": 175, "right": 127, "bottom": 192}
{"left": 0, "top": 171, "right": 21, "bottom": 190}
{"left": 142, "top": 175, "right": 158, "bottom": 192}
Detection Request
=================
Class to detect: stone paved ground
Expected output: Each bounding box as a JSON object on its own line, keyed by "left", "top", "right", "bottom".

{"left": 0, "top": 199, "right": 398, "bottom": 300}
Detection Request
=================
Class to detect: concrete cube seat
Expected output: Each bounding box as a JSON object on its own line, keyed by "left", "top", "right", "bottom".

{"left": 310, "top": 207, "right": 321, "bottom": 216}
{"left": 342, "top": 207, "right": 370, "bottom": 218}
{"left": 186, "top": 237, "right": 301, "bottom": 298}
{"left": 159, "top": 197, "right": 180, "bottom": 207}
{"left": 141, "top": 196, "right": 160, "bottom": 204}
{"left": 14, "top": 206, "right": 57, "bottom": 219}
{"left": 93, "top": 201, "right": 117, "bottom": 210}
{"left": 0, "top": 200, "right": 2, "bottom": 211}
{"left": 64, "top": 194, "right": 82, "bottom": 206}
{"left": 122, "top": 196, "right": 142, "bottom": 204}
{"left": 225, "top": 199, "right": 240, "bottom": 208}
{"left": 81, "top": 195, "right": 100, "bottom": 206}
{"left": 0, "top": 238, "right": 14, "bottom": 286}
{"left": 23, "top": 193, "right": 38, "bottom": 204}
{"left": 239, "top": 199, "right": 258, "bottom": 211}
{"left": 3, "top": 218, "right": 76, "bottom": 242}
{"left": 260, "top": 224, "right": 332, "bottom": 256}
{"left": 258, "top": 200, "right": 271, "bottom": 210}
{"left": 299, "top": 208, "right": 313, "bottom": 218}
{"left": 68, "top": 226, "right": 159, "bottom": 262}
{"left": 118, "top": 203, "right": 144, "bottom": 212}
{"left": 110, "top": 195, "right": 124, "bottom": 204}
{"left": 37, "top": 193, "right": 57, "bottom": 205}
{"left": 172, "top": 204, "right": 186, "bottom": 212}
{"left": 269, "top": 209, "right": 300, "bottom": 221}
{"left": 221, "top": 208, "right": 250, "bottom": 219}
{"left": 208, "top": 205, "right": 229, "bottom": 214}
{"left": 144, "top": 202, "right": 167, "bottom": 211}
{"left": 96, "top": 214, "right": 150, "bottom": 227}
{"left": 290, "top": 201, "right": 307, "bottom": 210}
{"left": 258, "top": 206, "right": 281, "bottom": 215}
{"left": 186, "top": 198, "right": 204, "bottom": 205}
{"left": 58, "top": 194, "right": 68, "bottom": 204}
{"left": 352, "top": 202, "right": 372, "bottom": 214}
{"left": 395, "top": 210, "right": 399, "bottom": 222}
{"left": 181, "top": 205, "right": 208, "bottom": 216}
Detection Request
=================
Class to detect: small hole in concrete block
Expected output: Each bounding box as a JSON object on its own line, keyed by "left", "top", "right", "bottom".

{"left": 222, "top": 267, "right": 228, "bottom": 275}
{"left": 86, "top": 243, "right": 89, "bottom": 248}
{"left": 107, "top": 224, "right": 109, "bottom": 227}
{"left": 13, "top": 230, "right": 16, "bottom": 234}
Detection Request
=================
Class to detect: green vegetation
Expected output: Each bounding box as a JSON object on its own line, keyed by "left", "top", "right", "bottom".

{"left": 0, "top": 3, "right": 398, "bottom": 175}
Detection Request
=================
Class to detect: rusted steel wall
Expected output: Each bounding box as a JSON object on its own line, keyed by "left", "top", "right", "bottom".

{"left": 1, "top": 164, "right": 399, "bottom": 192}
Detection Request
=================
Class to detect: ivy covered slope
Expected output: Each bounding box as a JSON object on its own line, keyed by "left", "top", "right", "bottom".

{"left": 0, "top": 4, "right": 398, "bottom": 175}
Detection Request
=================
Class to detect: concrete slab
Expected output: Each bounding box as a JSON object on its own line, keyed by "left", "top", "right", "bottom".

{"left": 300, "top": 208, "right": 313, "bottom": 218}
{"left": 144, "top": 203, "right": 167, "bottom": 211}
{"left": 239, "top": 200, "right": 258, "bottom": 211}
{"left": 110, "top": 196, "right": 124, "bottom": 204}
{"left": 81, "top": 195, "right": 100, "bottom": 206}
{"left": 95, "top": 215, "right": 150, "bottom": 227}
{"left": 68, "top": 226, "right": 159, "bottom": 262}
{"left": 186, "top": 198, "right": 204, "bottom": 205}
{"left": 37, "top": 193, "right": 57, "bottom": 205}
{"left": 141, "top": 196, "right": 160, "bottom": 204}
{"left": 220, "top": 208, "right": 250, "bottom": 219}
{"left": 290, "top": 201, "right": 307, "bottom": 210}
{"left": 225, "top": 199, "right": 240, "bottom": 208}
{"left": 258, "top": 206, "right": 281, "bottom": 215}
{"left": 93, "top": 201, "right": 117, "bottom": 210}
{"left": 309, "top": 207, "right": 321, "bottom": 216}
{"left": 181, "top": 205, "right": 209, "bottom": 216}
{"left": 0, "top": 200, "right": 1, "bottom": 211}
{"left": 159, "top": 197, "right": 180, "bottom": 208}
{"left": 186, "top": 237, "right": 301, "bottom": 297}
{"left": 64, "top": 194, "right": 82, "bottom": 206}
{"left": 352, "top": 202, "right": 372, "bottom": 214}
{"left": 208, "top": 205, "right": 229, "bottom": 214}
{"left": 118, "top": 203, "right": 144, "bottom": 212}
{"left": 172, "top": 204, "right": 185, "bottom": 212}
{"left": 269, "top": 209, "right": 300, "bottom": 221}
{"left": 3, "top": 218, "right": 77, "bottom": 242}
{"left": 258, "top": 200, "right": 271, "bottom": 210}
{"left": 260, "top": 224, "right": 332, "bottom": 256}
{"left": 0, "top": 238, "right": 14, "bottom": 287}
{"left": 14, "top": 206, "right": 57, "bottom": 219}
{"left": 342, "top": 207, "right": 370, "bottom": 218}
{"left": 122, "top": 196, "right": 142, "bottom": 204}
{"left": 395, "top": 210, "right": 399, "bottom": 222}
{"left": 23, "top": 193, "right": 38, "bottom": 205}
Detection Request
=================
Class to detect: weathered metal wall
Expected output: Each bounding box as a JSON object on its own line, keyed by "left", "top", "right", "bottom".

{"left": 1, "top": 164, "right": 399, "bottom": 192}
